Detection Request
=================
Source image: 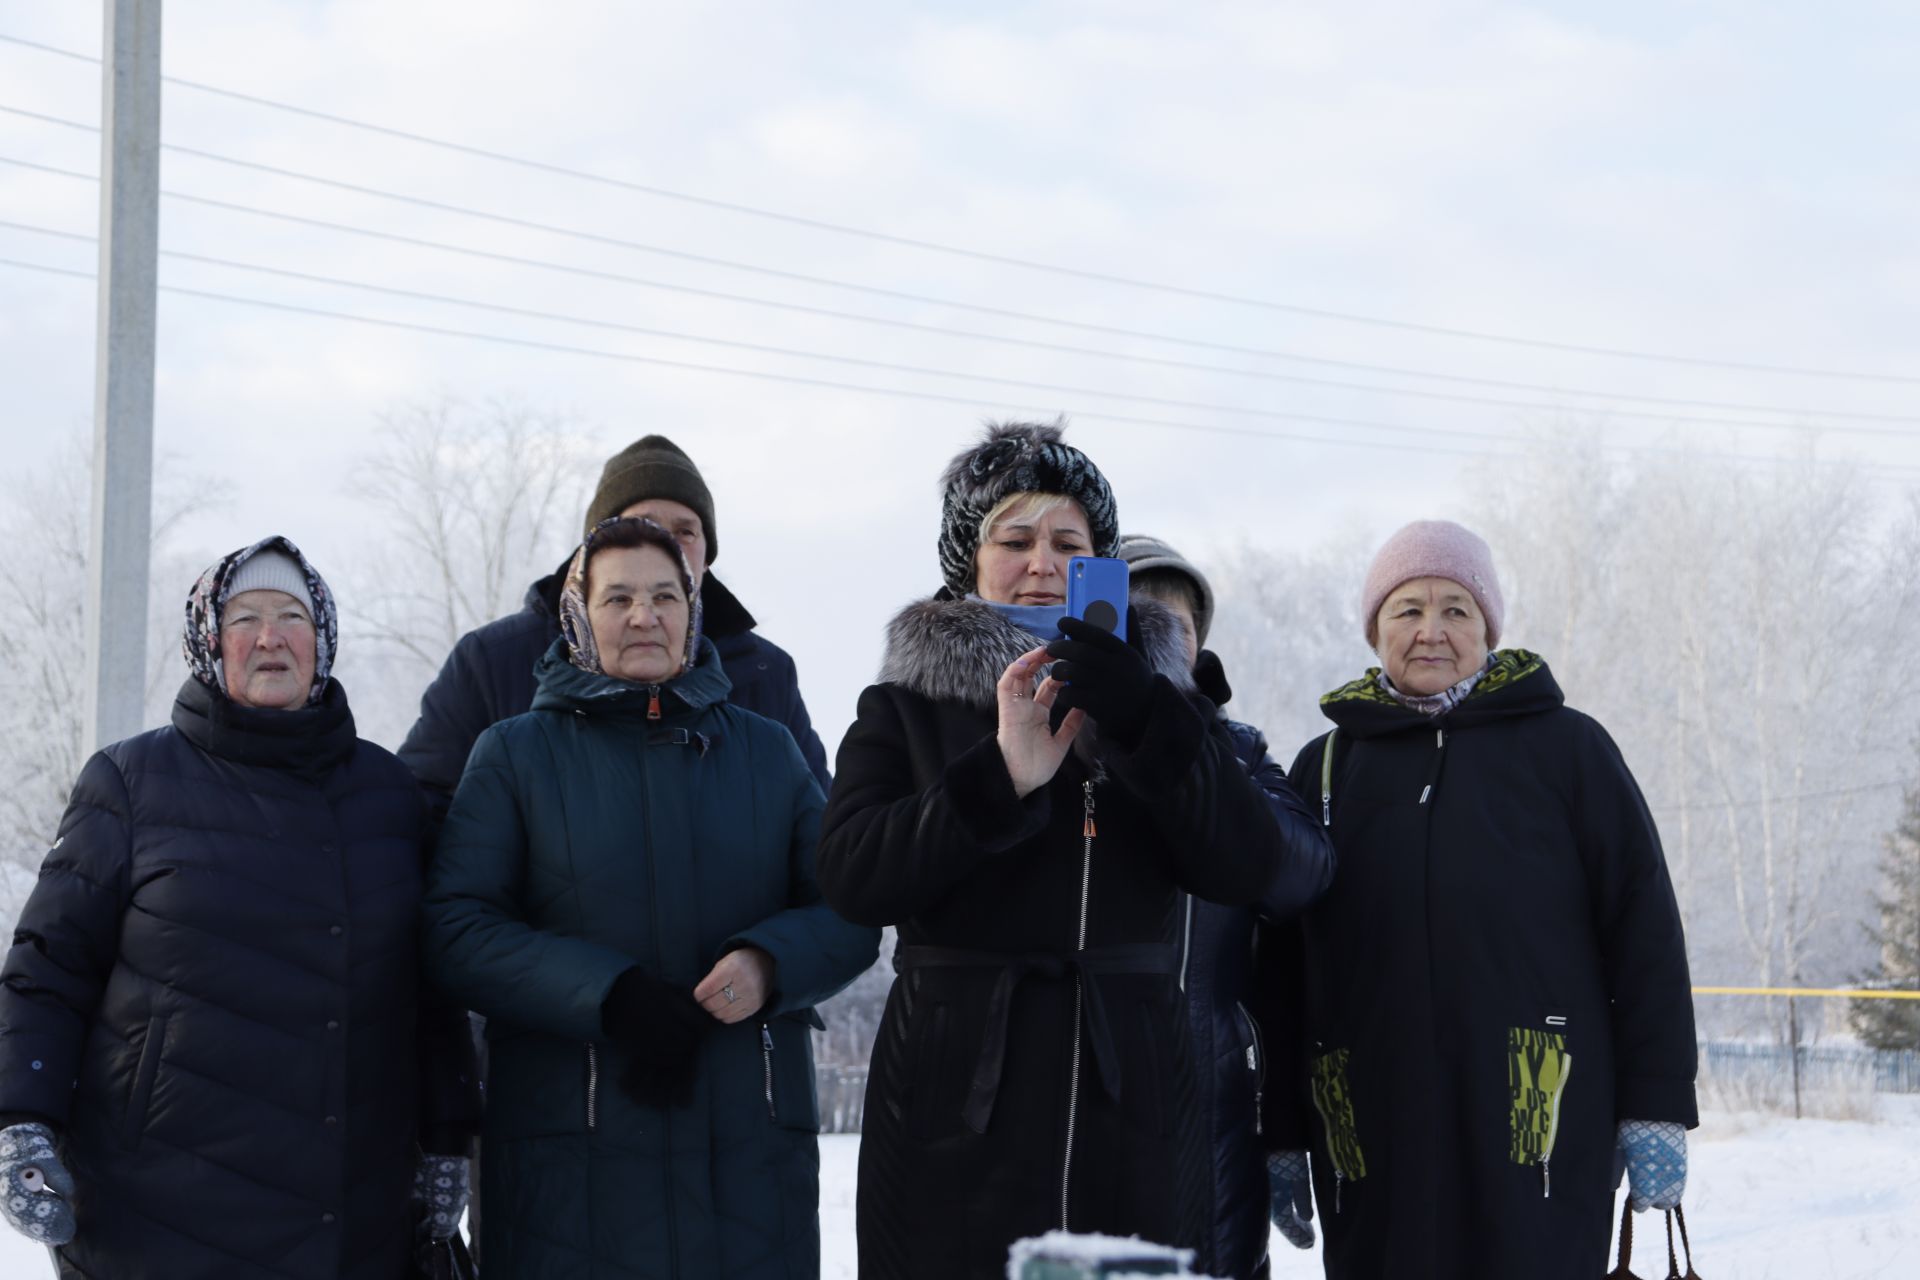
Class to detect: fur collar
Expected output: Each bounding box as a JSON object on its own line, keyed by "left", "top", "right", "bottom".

{"left": 878, "top": 594, "right": 1196, "bottom": 709}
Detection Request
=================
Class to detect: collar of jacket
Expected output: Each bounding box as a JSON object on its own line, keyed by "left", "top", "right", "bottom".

{"left": 170, "top": 674, "right": 358, "bottom": 781}
{"left": 1317, "top": 648, "right": 1563, "bottom": 738}
{"left": 526, "top": 557, "right": 759, "bottom": 640}
{"left": 529, "top": 633, "right": 734, "bottom": 718}
{"left": 877, "top": 589, "right": 1195, "bottom": 710}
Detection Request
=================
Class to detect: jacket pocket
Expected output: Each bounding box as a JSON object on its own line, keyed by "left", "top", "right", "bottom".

{"left": 1309, "top": 1047, "right": 1367, "bottom": 1198}
{"left": 1507, "top": 1024, "right": 1574, "bottom": 1195}
{"left": 584, "top": 1043, "right": 600, "bottom": 1133}
{"left": 1235, "top": 1001, "right": 1266, "bottom": 1138}
{"left": 124, "top": 1014, "right": 168, "bottom": 1147}
{"left": 763, "top": 1014, "right": 822, "bottom": 1134}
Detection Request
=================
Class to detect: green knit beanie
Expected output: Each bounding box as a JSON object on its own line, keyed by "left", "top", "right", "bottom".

{"left": 584, "top": 435, "right": 718, "bottom": 563}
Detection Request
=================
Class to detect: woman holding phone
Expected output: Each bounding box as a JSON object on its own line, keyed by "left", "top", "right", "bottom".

{"left": 816, "top": 421, "right": 1330, "bottom": 1279}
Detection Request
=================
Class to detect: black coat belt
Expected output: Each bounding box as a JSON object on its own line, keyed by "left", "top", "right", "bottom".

{"left": 894, "top": 942, "right": 1181, "bottom": 1134}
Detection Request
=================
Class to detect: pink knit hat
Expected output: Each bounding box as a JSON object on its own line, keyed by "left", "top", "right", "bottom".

{"left": 1361, "top": 520, "right": 1504, "bottom": 648}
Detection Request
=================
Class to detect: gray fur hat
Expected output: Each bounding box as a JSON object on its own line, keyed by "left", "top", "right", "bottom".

{"left": 936, "top": 420, "right": 1119, "bottom": 597}
{"left": 1116, "top": 533, "right": 1215, "bottom": 647}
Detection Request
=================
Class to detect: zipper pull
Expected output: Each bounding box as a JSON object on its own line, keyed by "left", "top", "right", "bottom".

{"left": 1253, "top": 1087, "right": 1264, "bottom": 1136}
{"left": 647, "top": 686, "right": 662, "bottom": 720}
{"left": 1541, "top": 1158, "right": 1550, "bottom": 1199}
{"left": 1082, "top": 780, "right": 1096, "bottom": 838}
{"left": 1437, "top": 728, "right": 1445, "bottom": 748}
{"left": 1335, "top": 1169, "right": 1344, "bottom": 1214}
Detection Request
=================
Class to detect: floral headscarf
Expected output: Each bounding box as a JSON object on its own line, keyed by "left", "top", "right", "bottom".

{"left": 182, "top": 535, "right": 337, "bottom": 705}
{"left": 558, "top": 516, "right": 703, "bottom": 678}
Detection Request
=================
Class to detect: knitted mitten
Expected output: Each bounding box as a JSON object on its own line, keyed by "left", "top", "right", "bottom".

{"left": 1267, "top": 1149, "right": 1315, "bottom": 1249}
{"left": 0, "top": 1122, "right": 76, "bottom": 1245}
{"left": 1617, "top": 1119, "right": 1687, "bottom": 1212}
{"left": 411, "top": 1153, "right": 470, "bottom": 1241}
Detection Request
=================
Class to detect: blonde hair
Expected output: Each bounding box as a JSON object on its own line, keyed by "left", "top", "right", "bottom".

{"left": 977, "top": 490, "right": 1080, "bottom": 545}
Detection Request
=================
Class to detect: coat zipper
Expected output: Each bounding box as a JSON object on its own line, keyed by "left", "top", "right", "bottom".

{"left": 1419, "top": 728, "right": 1444, "bottom": 805}
{"left": 1178, "top": 894, "right": 1193, "bottom": 993}
{"left": 647, "top": 684, "right": 662, "bottom": 720}
{"left": 638, "top": 736, "right": 678, "bottom": 1274}
{"left": 760, "top": 1023, "right": 777, "bottom": 1121}
{"left": 1541, "top": 1052, "right": 1573, "bottom": 1199}
{"left": 1236, "top": 1000, "right": 1267, "bottom": 1137}
{"left": 585, "top": 1043, "right": 599, "bottom": 1132}
{"left": 1060, "top": 779, "right": 1096, "bottom": 1231}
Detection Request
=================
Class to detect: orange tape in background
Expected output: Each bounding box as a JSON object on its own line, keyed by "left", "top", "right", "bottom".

{"left": 1693, "top": 986, "right": 1920, "bottom": 1001}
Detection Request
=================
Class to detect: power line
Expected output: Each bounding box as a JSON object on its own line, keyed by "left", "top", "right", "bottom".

{"left": 0, "top": 50, "right": 1913, "bottom": 385}
{"left": 9, "top": 253, "right": 1918, "bottom": 482}
{"left": 2, "top": 132, "right": 1917, "bottom": 434}
{"left": 12, "top": 215, "right": 1916, "bottom": 445}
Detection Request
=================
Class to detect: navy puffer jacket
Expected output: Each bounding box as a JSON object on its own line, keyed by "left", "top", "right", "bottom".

{"left": 0, "top": 676, "right": 470, "bottom": 1280}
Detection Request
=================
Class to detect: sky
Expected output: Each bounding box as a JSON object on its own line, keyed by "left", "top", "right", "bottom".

{"left": 2, "top": 0, "right": 1918, "bottom": 751}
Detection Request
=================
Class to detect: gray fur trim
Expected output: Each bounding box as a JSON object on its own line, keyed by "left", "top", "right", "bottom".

{"left": 877, "top": 595, "right": 1195, "bottom": 709}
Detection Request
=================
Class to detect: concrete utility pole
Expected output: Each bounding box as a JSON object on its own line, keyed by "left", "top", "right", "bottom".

{"left": 84, "top": 0, "right": 162, "bottom": 756}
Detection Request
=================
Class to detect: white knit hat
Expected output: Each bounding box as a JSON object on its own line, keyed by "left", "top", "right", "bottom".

{"left": 224, "top": 549, "right": 314, "bottom": 618}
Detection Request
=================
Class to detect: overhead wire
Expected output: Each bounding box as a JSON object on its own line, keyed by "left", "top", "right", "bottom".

{"left": 1, "top": 132, "right": 1916, "bottom": 434}
{"left": 0, "top": 38, "right": 1915, "bottom": 384}
{"left": 9, "top": 213, "right": 1916, "bottom": 443}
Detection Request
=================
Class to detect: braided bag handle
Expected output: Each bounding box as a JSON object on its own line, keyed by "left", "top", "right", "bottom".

{"left": 1606, "top": 1198, "right": 1640, "bottom": 1280}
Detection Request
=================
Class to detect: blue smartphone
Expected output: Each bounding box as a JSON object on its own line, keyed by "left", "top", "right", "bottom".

{"left": 1066, "top": 556, "right": 1129, "bottom": 641}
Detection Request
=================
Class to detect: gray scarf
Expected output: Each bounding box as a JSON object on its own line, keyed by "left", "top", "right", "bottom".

{"left": 1378, "top": 654, "right": 1494, "bottom": 718}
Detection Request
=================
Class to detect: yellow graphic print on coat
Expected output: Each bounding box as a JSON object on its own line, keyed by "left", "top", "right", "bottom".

{"left": 1310, "top": 1048, "right": 1367, "bottom": 1181}
{"left": 1507, "top": 1027, "right": 1573, "bottom": 1166}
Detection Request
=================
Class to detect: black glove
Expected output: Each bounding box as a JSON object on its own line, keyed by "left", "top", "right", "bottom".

{"left": 601, "top": 966, "right": 712, "bottom": 1109}
{"left": 1046, "top": 612, "right": 1158, "bottom": 750}
{"left": 1193, "top": 649, "right": 1232, "bottom": 708}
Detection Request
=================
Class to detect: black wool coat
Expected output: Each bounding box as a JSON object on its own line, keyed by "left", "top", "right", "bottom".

{"left": 1257, "top": 652, "right": 1697, "bottom": 1280}
{"left": 398, "top": 563, "right": 830, "bottom": 812}
{"left": 817, "top": 597, "right": 1330, "bottom": 1280}
{"left": 0, "top": 677, "right": 475, "bottom": 1280}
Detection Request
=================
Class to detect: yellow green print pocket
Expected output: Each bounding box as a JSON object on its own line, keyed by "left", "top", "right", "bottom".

{"left": 1309, "top": 1048, "right": 1367, "bottom": 1184}
{"left": 1508, "top": 1027, "right": 1573, "bottom": 1195}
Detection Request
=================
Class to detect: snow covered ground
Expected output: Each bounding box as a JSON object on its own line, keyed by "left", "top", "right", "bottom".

{"left": 3, "top": 1101, "right": 1913, "bottom": 1277}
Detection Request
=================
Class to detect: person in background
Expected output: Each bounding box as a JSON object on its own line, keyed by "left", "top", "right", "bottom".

{"left": 399, "top": 431, "right": 830, "bottom": 810}
{"left": 1117, "top": 532, "right": 1333, "bottom": 1280}
{"left": 0, "top": 536, "right": 476, "bottom": 1279}
{"left": 1260, "top": 519, "right": 1697, "bottom": 1280}
{"left": 422, "top": 516, "right": 878, "bottom": 1278}
{"left": 817, "top": 422, "right": 1328, "bottom": 1279}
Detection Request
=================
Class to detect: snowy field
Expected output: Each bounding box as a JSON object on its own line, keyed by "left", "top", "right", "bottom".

{"left": 2, "top": 1101, "right": 1913, "bottom": 1277}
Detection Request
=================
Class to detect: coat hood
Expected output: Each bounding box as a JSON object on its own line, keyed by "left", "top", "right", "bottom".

{"left": 1318, "top": 648, "right": 1563, "bottom": 738}
{"left": 877, "top": 592, "right": 1194, "bottom": 710}
{"left": 530, "top": 634, "right": 732, "bottom": 719}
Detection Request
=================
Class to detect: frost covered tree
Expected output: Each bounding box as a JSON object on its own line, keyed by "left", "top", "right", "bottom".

{"left": 1851, "top": 771, "right": 1920, "bottom": 1050}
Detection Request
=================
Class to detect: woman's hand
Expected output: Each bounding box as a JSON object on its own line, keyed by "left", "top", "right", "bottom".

{"left": 695, "top": 947, "right": 774, "bottom": 1023}
{"left": 996, "top": 646, "right": 1085, "bottom": 798}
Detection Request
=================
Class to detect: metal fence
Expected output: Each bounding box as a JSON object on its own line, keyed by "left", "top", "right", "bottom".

{"left": 813, "top": 1043, "right": 1920, "bottom": 1135}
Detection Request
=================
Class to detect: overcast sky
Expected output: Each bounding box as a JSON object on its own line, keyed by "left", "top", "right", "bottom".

{"left": 3, "top": 0, "right": 1917, "bottom": 752}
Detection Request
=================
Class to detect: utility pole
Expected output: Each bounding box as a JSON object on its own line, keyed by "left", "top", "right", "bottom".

{"left": 84, "top": 0, "right": 162, "bottom": 756}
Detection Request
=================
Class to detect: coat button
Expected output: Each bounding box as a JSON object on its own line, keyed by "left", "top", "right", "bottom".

{"left": 324, "top": 1115, "right": 337, "bottom": 1126}
{"left": 329, "top": 925, "right": 343, "bottom": 937}
{"left": 322, "top": 1213, "right": 336, "bottom": 1224}
{"left": 326, "top": 1020, "right": 339, "bottom": 1031}
{"left": 320, "top": 843, "right": 336, "bottom": 854}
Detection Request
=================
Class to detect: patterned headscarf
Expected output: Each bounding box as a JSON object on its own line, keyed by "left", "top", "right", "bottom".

{"left": 558, "top": 516, "right": 704, "bottom": 678}
{"left": 936, "top": 420, "right": 1119, "bottom": 598}
{"left": 182, "top": 535, "right": 337, "bottom": 705}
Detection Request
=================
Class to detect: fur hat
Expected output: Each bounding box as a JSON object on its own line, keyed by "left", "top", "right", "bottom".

{"left": 936, "top": 420, "right": 1118, "bottom": 597}
{"left": 1361, "top": 519, "right": 1504, "bottom": 648}
{"left": 585, "top": 435, "right": 718, "bottom": 563}
{"left": 1116, "top": 533, "right": 1214, "bottom": 647}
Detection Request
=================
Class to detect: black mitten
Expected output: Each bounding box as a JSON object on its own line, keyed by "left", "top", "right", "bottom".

{"left": 1193, "top": 649, "right": 1233, "bottom": 708}
{"left": 601, "top": 966, "right": 711, "bottom": 1109}
{"left": 1046, "top": 613, "right": 1157, "bottom": 748}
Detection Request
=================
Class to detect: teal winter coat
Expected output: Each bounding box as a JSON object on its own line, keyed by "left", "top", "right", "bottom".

{"left": 422, "top": 638, "right": 880, "bottom": 1280}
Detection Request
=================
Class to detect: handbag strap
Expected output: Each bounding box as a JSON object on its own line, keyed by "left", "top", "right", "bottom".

{"left": 1606, "top": 1198, "right": 1636, "bottom": 1279}
{"left": 1673, "top": 1204, "right": 1701, "bottom": 1279}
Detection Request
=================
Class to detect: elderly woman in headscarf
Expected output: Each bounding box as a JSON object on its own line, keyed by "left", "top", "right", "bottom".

{"left": 421, "top": 515, "right": 878, "bottom": 1279}
{"left": 1257, "top": 520, "right": 1697, "bottom": 1280}
{"left": 816, "top": 422, "right": 1331, "bottom": 1280}
{"left": 0, "top": 536, "right": 477, "bottom": 1279}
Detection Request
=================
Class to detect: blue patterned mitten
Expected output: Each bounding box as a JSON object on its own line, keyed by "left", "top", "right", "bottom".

{"left": 412, "top": 1153, "right": 471, "bottom": 1241}
{"left": 1617, "top": 1119, "right": 1687, "bottom": 1212}
{"left": 0, "top": 1122, "right": 76, "bottom": 1246}
{"left": 1267, "top": 1149, "right": 1315, "bottom": 1249}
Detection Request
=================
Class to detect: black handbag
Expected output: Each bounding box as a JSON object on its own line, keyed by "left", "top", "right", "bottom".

{"left": 411, "top": 1207, "right": 479, "bottom": 1280}
{"left": 1608, "top": 1198, "right": 1703, "bottom": 1280}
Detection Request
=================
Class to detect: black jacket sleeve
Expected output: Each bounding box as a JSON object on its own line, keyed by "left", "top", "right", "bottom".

{"left": 396, "top": 630, "right": 498, "bottom": 823}
{"left": 1227, "top": 719, "right": 1336, "bottom": 919}
{"left": 816, "top": 685, "right": 1051, "bottom": 927}
{"left": 0, "top": 752, "right": 135, "bottom": 1127}
{"left": 1570, "top": 716, "right": 1699, "bottom": 1127}
{"left": 1099, "top": 676, "right": 1323, "bottom": 908}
